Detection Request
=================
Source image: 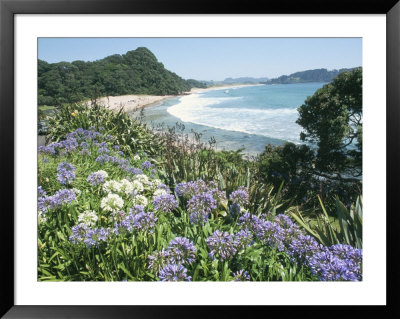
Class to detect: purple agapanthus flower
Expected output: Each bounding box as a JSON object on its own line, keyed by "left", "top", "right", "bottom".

{"left": 152, "top": 194, "right": 178, "bottom": 213}
{"left": 69, "top": 223, "right": 88, "bottom": 244}
{"left": 175, "top": 180, "right": 208, "bottom": 198}
{"left": 254, "top": 220, "right": 286, "bottom": 251}
{"left": 38, "top": 186, "right": 47, "bottom": 197}
{"left": 287, "top": 234, "right": 322, "bottom": 263}
{"left": 232, "top": 270, "right": 251, "bottom": 281}
{"left": 38, "top": 145, "right": 57, "bottom": 156}
{"left": 97, "top": 146, "right": 110, "bottom": 154}
{"left": 229, "top": 186, "right": 249, "bottom": 208}
{"left": 61, "top": 137, "right": 79, "bottom": 152}
{"left": 38, "top": 188, "right": 76, "bottom": 212}
{"left": 123, "top": 166, "right": 143, "bottom": 176}
{"left": 56, "top": 162, "right": 76, "bottom": 185}
{"left": 206, "top": 230, "right": 237, "bottom": 261}
{"left": 141, "top": 161, "right": 154, "bottom": 169}
{"left": 237, "top": 212, "right": 265, "bottom": 234}
{"left": 87, "top": 170, "right": 108, "bottom": 186}
{"left": 115, "top": 210, "right": 158, "bottom": 234}
{"left": 187, "top": 192, "right": 217, "bottom": 225}
{"left": 166, "top": 237, "right": 197, "bottom": 265}
{"left": 158, "top": 264, "right": 192, "bottom": 282}
{"left": 233, "top": 229, "right": 253, "bottom": 250}
{"left": 83, "top": 227, "right": 109, "bottom": 248}
{"left": 95, "top": 154, "right": 110, "bottom": 164}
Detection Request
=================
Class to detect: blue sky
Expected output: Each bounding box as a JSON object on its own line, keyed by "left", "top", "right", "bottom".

{"left": 38, "top": 38, "right": 362, "bottom": 81}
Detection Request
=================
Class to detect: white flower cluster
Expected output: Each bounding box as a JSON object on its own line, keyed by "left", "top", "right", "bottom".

{"left": 133, "top": 154, "right": 141, "bottom": 161}
{"left": 120, "top": 179, "right": 134, "bottom": 196}
{"left": 103, "top": 178, "right": 145, "bottom": 196}
{"left": 78, "top": 210, "right": 98, "bottom": 226}
{"left": 133, "top": 174, "right": 149, "bottom": 185}
{"left": 132, "top": 194, "right": 148, "bottom": 207}
{"left": 100, "top": 193, "right": 124, "bottom": 213}
{"left": 132, "top": 180, "right": 144, "bottom": 193}
{"left": 103, "top": 180, "right": 122, "bottom": 193}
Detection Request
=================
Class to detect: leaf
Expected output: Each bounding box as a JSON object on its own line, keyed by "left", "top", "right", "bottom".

{"left": 118, "top": 263, "right": 135, "bottom": 280}
{"left": 289, "top": 210, "right": 323, "bottom": 244}
{"left": 39, "top": 268, "right": 54, "bottom": 277}
{"left": 335, "top": 198, "right": 351, "bottom": 245}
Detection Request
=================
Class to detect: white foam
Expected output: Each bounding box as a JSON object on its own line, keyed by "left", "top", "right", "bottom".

{"left": 167, "top": 93, "right": 302, "bottom": 142}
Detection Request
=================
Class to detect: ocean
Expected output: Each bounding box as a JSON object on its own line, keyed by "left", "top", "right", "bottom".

{"left": 132, "top": 83, "right": 326, "bottom": 156}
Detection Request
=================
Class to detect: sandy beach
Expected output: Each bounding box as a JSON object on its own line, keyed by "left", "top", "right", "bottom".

{"left": 87, "top": 94, "right": 175, "bottom": 113}
{"left": 88, "top": 84, "right": 263, "bottom": 113}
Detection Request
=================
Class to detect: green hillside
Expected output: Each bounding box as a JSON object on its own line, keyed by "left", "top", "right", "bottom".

{"left": 38, "top": 47, "right": 206, "bottom": 106}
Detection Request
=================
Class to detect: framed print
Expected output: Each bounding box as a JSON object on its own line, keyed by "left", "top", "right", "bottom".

{"left": 1, "top": 0, "right": 399, "bottom": 317}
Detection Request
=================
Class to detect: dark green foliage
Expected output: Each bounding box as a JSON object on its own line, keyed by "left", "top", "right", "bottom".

{"left": 256, "top": 142, "right": 315, "bottom": 206}
{"left": 289, "top": 195, "right": 362, "bottom": 248}
{"left": 296, "top": 67, "right": 362, "bottom": 180}
{"left": 185, "top": 79, "right": 208, "bottom": 88}
{"left": 38, "top": 47, "right": 206, "bottom": 106}
{"left": 263, "top": 68, "right": 356, "bottom": 85}
{"left": 256, "top": 142, "right": 361, "bottom": 213}
{"left": 45, "top": 102, "right": 161, "bottom": 157}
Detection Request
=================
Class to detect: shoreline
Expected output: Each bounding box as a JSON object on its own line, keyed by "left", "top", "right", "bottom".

{"left": 190, "top": 83, "right": 264, "bottom": 94}
{"left": 89, "top": 83, "right": 264, "bottom": 113}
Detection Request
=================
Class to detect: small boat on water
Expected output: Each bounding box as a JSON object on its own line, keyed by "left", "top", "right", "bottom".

{"left": 224, "top": 90, "right": 229, "bottom": 93}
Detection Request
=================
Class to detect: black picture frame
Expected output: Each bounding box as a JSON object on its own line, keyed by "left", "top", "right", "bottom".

{"left": 1, "top": 0, "right": 399, "bottom": 317}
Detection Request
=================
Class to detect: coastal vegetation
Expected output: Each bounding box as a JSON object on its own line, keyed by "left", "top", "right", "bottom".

{"left": 37, "top": 49, "right": 363, "bottom": 281}
{"left": 38, "top": 47, "right": 206, "bottom": 106}
{"left": 38, "top": 125, "right": 361, "bottom": 281}
{"left": 297, "top": 67, "right": 362, "bottom": 180}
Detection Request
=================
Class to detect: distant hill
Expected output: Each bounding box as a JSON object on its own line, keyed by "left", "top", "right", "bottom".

{"left": 202, "top": 77, "right": 269, "bottom": 86}
{"left": 262, "top": 68, "right": 358, "bottom": 85}
{"left": 222, "top": 77, "right": 270, "bottom": 84}
{"left": 38, "top": 47, "right": 207, "bottom": 106}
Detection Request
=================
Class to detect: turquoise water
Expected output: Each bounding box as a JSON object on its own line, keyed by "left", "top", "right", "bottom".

{"left": 132, "top": 83, "right": 325, "bottom": 156}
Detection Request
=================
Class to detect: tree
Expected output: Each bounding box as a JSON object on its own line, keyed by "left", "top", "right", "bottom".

{"left": 296, "top": 67, "right": 362, "bottom": 181}
{"left": 37, "top": 47, "right": 203, "bottom": 106}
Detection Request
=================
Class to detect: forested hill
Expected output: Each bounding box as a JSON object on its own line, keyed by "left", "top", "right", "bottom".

{"left": 262, "top": 68, "right": 357, "bottom": 85}
{"left": 38, "top": 47, "right": 207, "bottom": 106}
